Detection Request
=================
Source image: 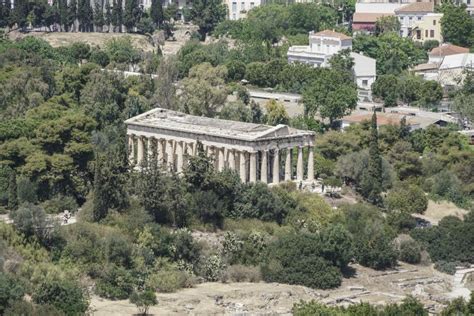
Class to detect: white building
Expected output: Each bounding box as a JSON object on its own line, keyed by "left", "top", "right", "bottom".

{"left": 394, "top": 2, "right": 435, "bottom": 38}
{"left": 226, "top": 0, "right": 262, "bottom": 20}
{"left": 287, "top": 30, "right": 377, "bottom": 101}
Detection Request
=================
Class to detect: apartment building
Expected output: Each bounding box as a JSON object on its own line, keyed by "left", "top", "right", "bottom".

{"left": 226, "top": 0, "right": 262, "bottom": 20}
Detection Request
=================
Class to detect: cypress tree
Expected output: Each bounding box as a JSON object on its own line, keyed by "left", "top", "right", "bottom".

{"left": 78, "top": 0, "right": 93, "bottom": 31}
{"left": 67, "top": 0, "right": 77, "bottom": 31}
{"left": 150, "top": 0, "right": 163, "bottom": 27}
{"left": 7, "top": 171, "right": 17, "bottom": 211}
{"left": 93, "top": 0, "right": 104, "bottom": 31}
{"left": 104, "top": 0, "right": 112, "bottom": 30}
{"left": 92, "top": 155, "right": 108, "bottom": 222}
{"left": 124, "top": 0, "right": 140, "bottom": 32}
{"left": 399, "top": 116, "right": 410, "bottom": 139}
{"left": 361, "top": 112, "right": 383, "bottom": 204}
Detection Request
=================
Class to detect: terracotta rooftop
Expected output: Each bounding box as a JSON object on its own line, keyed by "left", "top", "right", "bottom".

{"left": 353, "top": 12, "right": 394, "bottom": 23}
{"left": 413, "top": 63, "right": 439, "bottom": 71}
{"left": 395, "top": 2, "right": 434, "bottom": 13}
{"left": 312, "top": 30, "right": 352, "bottom": 41}
{"left": 429, "top": 44, "right": 470, "bottom": 57}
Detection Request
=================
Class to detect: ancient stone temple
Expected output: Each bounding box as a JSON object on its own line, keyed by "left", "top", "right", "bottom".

{"left": 125, "top": 108, "right": 316, "bottom": 184}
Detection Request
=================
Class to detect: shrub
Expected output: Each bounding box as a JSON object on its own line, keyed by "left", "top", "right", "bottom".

{"left": 4, "top": 300, "right": 63, "bottom": 316}
{"left": 399, "top": 240, "right": 421, "bottom": 264}
{"left": 0, "top": 272, "right": 25, "bottom": 314}
{"left": 261, "top": 232, "right": 349, "bottom": 289}
{"left": 95, "top": 265, "right": 135, "bottom": 299}
{"left": 16, "top": 177, "right": 38, "bottom": 204}
{"left": 199, "top": 255, "right": 226, "bottom": 282}
{"left": 42, "top": 195, "right": 78, "bottom": 214}
{"left": 10, "top": 203, "right": 49, "bottom": 241}
{"left": 146, "top": 269, "right": 192, "bottom": 293}
{"left": 387, "top": 210, "right": 417, "bottom": 233}
{"left": 356, "top": 231, "right": 398, "bottom": 270}
{"left": 385, "top": 184, "right": 428, "bottom": 214}
{"left": 222, "top": 265, "right": 261, "bottom": 283}
{"left": 32, "top": 278, "right": 89, "bottom": 315}
{"left": 434, "top": 261, "right": 459, "bottom": 275}
{"left": 130, "top": 289, "right": 158, "bottom": 315}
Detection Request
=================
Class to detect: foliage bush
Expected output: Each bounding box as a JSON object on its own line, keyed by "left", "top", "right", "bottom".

{"left": 95, "top": 265, "right": 135, "bottom": 299}
{"left": 32, "top": 278, "right": 89, "bottom": 315}
{"left": 261, "top": 231, "right": 352, "bottom": 289}
{"left": 399, "top": 240, "right": 422, "bottom": 264}
{"left": 146, "top": 268, "right": 193, "bottom": 293}
{"left": 433, "top": 260, "right": 461, "bottom": 275}
{"left": 222, "top": 264, "right": 261, "bottom": 283}
{"left": 42, "top": 195, "right": 78, "bottom": 214}
{"left": 385, "top": 184, "right": 428, "bottom": 214}
{"left": 0, "top": 272, "right": 25, "bottom": 314}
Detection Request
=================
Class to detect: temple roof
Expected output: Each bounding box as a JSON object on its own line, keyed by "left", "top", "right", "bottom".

{"left": 125, "top": 108, "right": 314, "bottom": 142}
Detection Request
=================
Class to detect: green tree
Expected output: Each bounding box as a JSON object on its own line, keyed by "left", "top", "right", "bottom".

{"left": 33, "top": 279, "right": 89, "bottom": 315}
{"left": 302, "top": 69, "right": 357, "bottom": 126}
{"left": 0, "top": 273, "right": 25, "bottom": 315}
{"left": 372, "top": 74, "right": 399, "bottom": 107}
{"left": 180, "top": 63, "right": 228, "bottom": 117}
{"left": 150, "top": 0, "right": 163, "bottom": 26}
{"left": 385, "top": 184, "right": 428, "bottom": 214}
{"left": 453, "top": 70, "right": 474, "bottom": 123}
{"left": 264, "top": 99, "right": 289, "bottom": 125}
{"left": 188, "top": 0, "right": 226, "bottom": 40}
{"left": 10, "top": 203, "right": 49, "bottom": 240}
{"left": 440, "top": 3, "right": 473, "bottom": 47}
{"left": 360, "top": 112, "right": 383, "bottom": 204}
{"left": 124, "top": 0, "right": 141, "bottom": 31}
{"left": 375, "top": 15, "right": 401, "bottom": 35}
{"left": 7, "top": 172, "right": 17, "bottom": 211}
{"left": 93, "top": 0, "right": 105, "bottom": 31}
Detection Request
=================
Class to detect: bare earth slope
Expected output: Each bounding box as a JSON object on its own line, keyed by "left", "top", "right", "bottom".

{"left": 90, "top": 262, "right": 454, "bottom": 315}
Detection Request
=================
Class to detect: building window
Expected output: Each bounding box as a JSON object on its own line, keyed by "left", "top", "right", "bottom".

{"left": 400, "top": 30, "right": 404, "bottom": 37}
{"left": 232, "top": 2, "right": 237, "bottom": 11}
{"left": 417, "top": 16, "right": 422, "bottom": 20}
{"left": 425, "top": 30, "right": 428, "bottom": 37}
{"left": 430, "top": 30, "right": 435, "bottom": 37}
{"left": 433, "top": 19, "right": 436, "bottom": 25}
{"left": 408, "top": 28, "right": 412, "bottom": 37}
{"left": 468, "top": 0, "right": 471, "bottom": 5}
{"left": 416, "top": 30, "right": 421, "bottom": 39}
{"left": 362, "top": 79, "right": 368, "bottom": 87}
{"left": 241, "top": 1, "right": 244, "bottom": 9}
{"left": 250, "top": 1, "right": 254, "bottom": 8}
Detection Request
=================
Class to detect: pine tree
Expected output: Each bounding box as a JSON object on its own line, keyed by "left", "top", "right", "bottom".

{"left": 7, "top": 171, "right": 17, "bottom": 211}
{"left": 124, "top": 0, "right": 140, "bottom": 32}
{"left": 0, "top": 0, "right": 11, "bottom": 27}
{"left": 11, "top": 0, "right": 29, "bottom": 29}
{"left": 78, "top": 0, "right": 93, "bottom": 31}
{"left": 361, "top": 112, "right": 383, "bottom": 204}
{"left": 104, "top": 0, "right": 112, "bottom": 30}
{"left": 150, "top": 0, "right": 163, "bottom": 27}
{"left": 399, "top": 116, "right": 410, "bottom": 140}
{"left": 67, "top": 0, "right": 77, "bottom": 31}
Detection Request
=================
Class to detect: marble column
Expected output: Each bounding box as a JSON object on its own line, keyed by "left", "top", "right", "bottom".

{"left": 249, "top": 151, "right": 257, "bottom": 183}
{"left": 297, "top": 146, "right": 304, "bottom": 181}
{"left": 157, "top": 139, "right": 165, "bottom": 166}
{"left": 239, "top": 151, "right": 247, "bottom": 182}
{"left": 218, "top": 147, "right": 225, "bottom": 171}
{"left": 307, "top": 146, "right": 314, "bottom": 181}
{"left": 137, "top": 136, "right": 145, "bottom": 166}
{"left": 176, "top": 141, "right": 184, "bottom": 173}
{"left": 285, "top": 148, "right": 292, "bottom": 181}
{"left": 128, "top": 135, "right": 135, "bottom": 165}
{"left": 228, "top": 149, "right": 236, "bottom": 170}
{"left": 147, "top": 137, "right": 154, "bottom": 162}
{"left": 167, "top": 139, "right": 174, "bottom": 171}
{"left": 272, "top": 149, "right": 280, "bottom": 184}
{"left": 260, "top": 150, "right": 268, "bottom": 183}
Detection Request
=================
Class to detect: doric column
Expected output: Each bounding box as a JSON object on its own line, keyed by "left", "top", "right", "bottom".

{"left": 137, "top": 136, "right": 145, "bottom": 166}
{"left": 228, "top": 149, "right": 236, "bottom": 170}
{"left": 272, "top": 149, "right": 280, "bottom": 184}
{"left": 249, "top": 151, "right": 257, "bottom": 183}
{"left": 128, "top": 134, "right": 135, "bottom": 165}
{"left": 297, "top": 146, "right": 304, "bottom": 181}
{"left": 260, "top": 150, "right": 268, "bottom": 183}
{"left": 157, "top": 139, "right": 165, "bottom": 165}
{"left": 307, "top": 146, "right": 314, "bottom": 181}
{"left": 285, "top": 148, "right": 292, "bottom": 181}
{"left": 239, "top": 151, "right": 247, "bottom": 182}
{"left": 218, "top": 147, "right": 225, "bottom": 171}
{"left": 176, "top": 141, "right": 184, "bottom": 173}
{"left": 167, "top": 139, "right": 174, "bottom": 171}
{"left": 147, "top": 137, "right": 154, "bottom": 162}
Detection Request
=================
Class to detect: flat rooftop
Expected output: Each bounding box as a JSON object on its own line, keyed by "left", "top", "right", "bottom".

{"left": 125, "top": 108, "right": 314, "bottom": 141}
